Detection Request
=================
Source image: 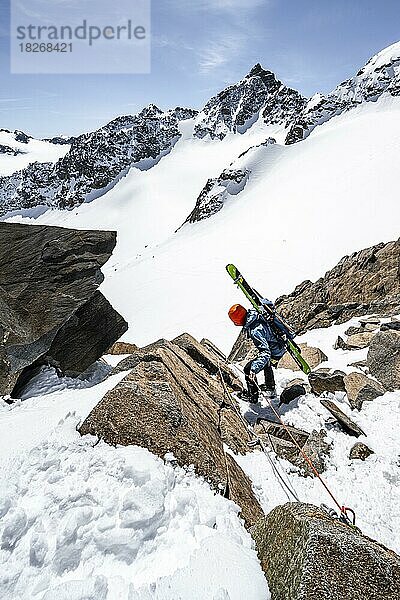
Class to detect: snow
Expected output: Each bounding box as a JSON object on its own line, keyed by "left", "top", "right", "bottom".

{"left": 0, "top": 363, "right": 269, "bottom": 600}
{"left": 305, "top": 92, "right": 324, "bottom": 111}
{"left": 0, "top": 426, "right": 267, "bottom": 599}
{"left": 0, "top": 369, "right": 127, "bottom": 465}
{"left": 361, "top": 40, "right": 400, "bottom": 74}
{"left": 0, "top": 132, "right": 69, "bottom": 176}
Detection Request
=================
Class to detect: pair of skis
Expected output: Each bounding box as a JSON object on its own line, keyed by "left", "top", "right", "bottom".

{"left": 226, "top": 264, "right": 311, "bottom": 375}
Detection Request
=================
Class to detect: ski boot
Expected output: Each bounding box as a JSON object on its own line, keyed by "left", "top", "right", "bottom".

{"left": 238, "top": 390, "right": 259, "bottom": 404}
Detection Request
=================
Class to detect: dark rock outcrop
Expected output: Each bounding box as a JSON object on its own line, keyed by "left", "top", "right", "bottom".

{"left": 0, "top": 222, "right": 127, "bottom": 396}
{"left": 367, "top": 330, "right": 400, "bottom": 391}
{"left": 42, "top": 290, "right": 126, "bottom": 377}
{"left": 0, "top": 127, "right": 32, "bottom": 145}
{"left": 380, "top": 320, "right": 400, "bottom": 332}
{"left": 183, "top": 168, "right": 250, "bottom": 224}
{"left": 276, "top": 239, "right": 400, "bottom": 333}
{"left": 79, "top": 337, "right": 263, "bottom": 527}
{"left": 279, "top": 383, "right": 307, "bottom": 406}
{"left": 251, "top": 502, "right": 400, "bottom": 600}
{"left": 181, "top": 137, "right": 277, "bottom": 225}
{"left": 42, "top": 135, "right": 75, "bottom": 145}
{"left": 0, "top": 145, "right": 24, "bottom": 156}
{"left": 320, "top": 399, "right": 366, "bottom": 437}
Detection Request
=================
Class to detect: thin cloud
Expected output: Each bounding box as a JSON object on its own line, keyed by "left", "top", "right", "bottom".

{"left": 198, "top": 34, "right": 245, "bottom": 73}
{"left": 153, "top": 34, "right": 195, "bottom": 52}
{"left": 166, "top": 0, "right": 270, "bottom": 74}
{"left": 169, "top": 0, "right": 267, "bottom": 12}
{"left": 0, "top": 97, "right": 36, "bottom": 103}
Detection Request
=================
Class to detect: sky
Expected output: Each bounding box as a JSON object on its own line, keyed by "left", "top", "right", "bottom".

{"left": 1, "top": 0, "right": 400, "bottom": 137}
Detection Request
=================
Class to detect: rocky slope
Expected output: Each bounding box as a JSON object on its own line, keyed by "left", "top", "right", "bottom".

{"left": 275, "top": 238, "right": 400, "bottom": 333}
{"left": 0, "top": 105, "right": 197, "bottom": 216}
{"left": 0, "top": 128, "right": 31, "bottom": 147}
{"left": 182, "top": 136, "right": 276, "bottom": 224}
{"left": 183, "top": 168, "right": 250, "bottom": 224}
{"left": 0, "top": 129, "right": 72, "bottom": 157}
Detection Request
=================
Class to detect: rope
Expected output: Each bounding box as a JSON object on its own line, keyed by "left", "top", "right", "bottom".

{"left": 216, "top": 395, "right": 233, "bottom": 500}
{"left": 217, "top": 362, "right": 301, "bottom": 503}
{"left": 251, "top": 377, "right": 350, "bottom": 518}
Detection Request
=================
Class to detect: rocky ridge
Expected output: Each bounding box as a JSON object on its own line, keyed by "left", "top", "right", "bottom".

{"left": 286, "top": 40, "right": 400, "bottom": 143}
{"left": 0, "top": 129, "right": 32, "bottom": 157}
{"left": 182, "top": 136, "right": 277, "bottom": 224}
{"left": 275, "top": 238, "right": 400, "bottom": 333}
{"left": 0, "top": 128, "right": 31, "bottom": 145}
{"left": 83, "top": 310, "right": 400, "bottom": 598}
{"left": 0, "top": 105, "right": 197, "bottom": 216}
{"left": 183, "top": 168, "right": 250, "bottom": 224}
{"left": 80, "top": 333, "right": 264, "bottom": 528}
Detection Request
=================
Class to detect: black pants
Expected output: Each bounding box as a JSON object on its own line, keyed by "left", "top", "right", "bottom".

{"left": 244, "top": 359, "right": 276, "bottom": 399}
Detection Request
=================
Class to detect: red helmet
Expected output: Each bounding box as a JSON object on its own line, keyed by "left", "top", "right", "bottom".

{"left": 228, "top": 304, "right": 247, "bottom": 326}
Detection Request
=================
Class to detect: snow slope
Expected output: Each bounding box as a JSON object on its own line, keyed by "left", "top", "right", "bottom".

{"left": 0, "top": 132, "right": 69, "bottom": 176}
{"left": 9, "top": 95, "right": 400, "bottom": 353}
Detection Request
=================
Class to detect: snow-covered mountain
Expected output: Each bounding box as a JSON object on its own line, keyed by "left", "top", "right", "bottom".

{"left": 0, "top": 128, "right": 70, "bottom": 179}
{"left": 1, "top": 40, "right": 400, "bottom": 600}
{"left": 2, "top": 42, "right": 400, "bottom": 219}
{"left": 0, "top": 105, "right": 197, "bottom": 216}
{"left": 286, "top": 40, "right": 400, "bottom": 143}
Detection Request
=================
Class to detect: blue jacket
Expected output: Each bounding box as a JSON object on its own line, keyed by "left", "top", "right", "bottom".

{"left": 243, "top": 306, "right": 288, "bottom": 373}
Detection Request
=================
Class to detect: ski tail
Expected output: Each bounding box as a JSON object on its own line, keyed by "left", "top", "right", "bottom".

{"left": 226, "top": 264, "right": 311, "bottom": 375}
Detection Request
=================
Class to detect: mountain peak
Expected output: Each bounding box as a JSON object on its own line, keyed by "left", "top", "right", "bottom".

{"left": 246, "top": 63, "right": 273, "bottom": 78}
{"left": 139, "top": 103, "right": 163, "bottom": 118}
{"left": 194, "top": 63, "right": 305, "bottom": 140}
{"left": 245, "top": 63, "right": 278, "bottom": 88}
